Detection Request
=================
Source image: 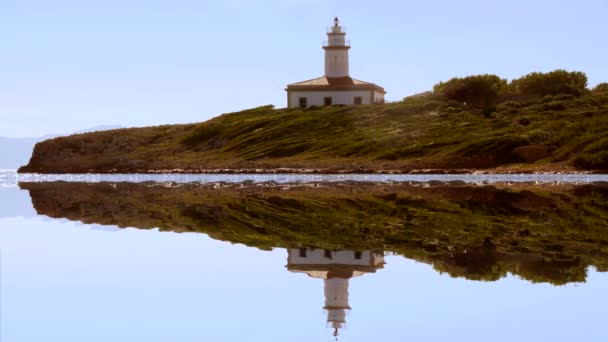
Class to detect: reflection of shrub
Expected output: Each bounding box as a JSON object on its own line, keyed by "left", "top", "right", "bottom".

{"left": 482, "top": 106, "right": 497, "bottom": 117}
{"left": 518, "top": 118, "right": 531, "bottom": 126}
{"left": 433, "top": 74, "right": 507, "bottom": 108}
{"left": 511, "top": 70, "right": 588, "bottom": 96}
{"left": 573, "top": 151, "right": 608, "bottom": 170}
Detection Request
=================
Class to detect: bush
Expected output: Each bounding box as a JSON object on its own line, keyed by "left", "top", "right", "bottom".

{"left": 518, "top": 118, "right": 531, "bottom": 126}
{"left": 584, "top": 137, "right": 608, "bottom": 153}
{"left": 573, "top": 151, "right": 608, "bottom": 170}
{"left": 592, "top": 83, "right": 608, "bottom": 93}
{"left": 482, "top": 106, "right": 497, "bottom": 117}
{"left": 511, "top": 70, "right": 588, "bottom": 97}
{"left": 402, "top": 91, "right": 433, "bottom": 103}
{"left": 553, "top": 94, "right": 576, "bottom": 101}
{"left": 433, "top": 74, "right": 508, "bottom": 108}
{"left": 543, "top": 101, "right": 566, "bottom": 111}
{"left": 180, "top": 123, "right": 223, "bottom": 146}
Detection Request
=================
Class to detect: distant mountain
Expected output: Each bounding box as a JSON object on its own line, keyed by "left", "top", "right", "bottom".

{"left": 0, "top": 125, "right": 121, "bottom": 169}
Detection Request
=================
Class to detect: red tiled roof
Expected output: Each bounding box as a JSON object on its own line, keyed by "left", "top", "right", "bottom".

{"left": 286, "top": 76, "right": 386, "bottom": 93}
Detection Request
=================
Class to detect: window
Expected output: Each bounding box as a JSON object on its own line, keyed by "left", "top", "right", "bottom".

{"left": 354, "top": 251, "right": 362, "bottom": 259}
{"left": 299, "top": 248, "right": 307, "bottom": 257}
{"left": 354, "top": 96, "right": 363, "bottom": 105}
{"left": 324, "top": 250, "right": 332, "bottom": 259}
{"left": 298, "top": 97, "right": 308, "bottom": 108}
{"left": 324, "top": 97, "right": 333, "bottom": 106}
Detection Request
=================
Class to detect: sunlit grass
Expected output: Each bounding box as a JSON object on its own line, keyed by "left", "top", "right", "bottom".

{"left": 20, "top": 93, "right": 608, "bottom": 173}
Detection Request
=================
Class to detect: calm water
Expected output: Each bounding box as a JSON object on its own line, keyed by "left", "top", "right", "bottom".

{"left": 2, "top": 170, "right": 608, "bottom": 186}
{"left": 1, "top": 171, "right": 608, "bottom": 341}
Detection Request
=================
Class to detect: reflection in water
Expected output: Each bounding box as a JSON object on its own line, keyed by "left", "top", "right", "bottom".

{"left": 5, "top": 183, "right": 608, "bottom": 342}
{"left": 18, "top": 180, "right": 608, "bottom": 285}
{"left": 287, "top": 248, "right": 385, "bottom": 337}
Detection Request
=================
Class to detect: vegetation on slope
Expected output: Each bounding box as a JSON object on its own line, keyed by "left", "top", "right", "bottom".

{"left": 20, "top": 181, "right": 608, "bottom": 285}
{"left": 19, "top": 70, "right": 608, "bottom": 173}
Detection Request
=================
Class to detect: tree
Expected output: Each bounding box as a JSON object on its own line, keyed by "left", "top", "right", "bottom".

{"left": 592, "top": 83, "right": 608, "bottom": 93}
{"left": 511, "top": 70, "right": 588, "bottom": 96}
{"left": 433, "top": 74, "right": 507, "bottom": 108}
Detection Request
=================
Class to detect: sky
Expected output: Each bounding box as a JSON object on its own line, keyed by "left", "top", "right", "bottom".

{"left": 1, "top": 0, "right": 607, "bottom": 137}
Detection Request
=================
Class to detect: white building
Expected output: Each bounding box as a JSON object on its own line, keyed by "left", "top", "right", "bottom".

{"left": 286, "top": 18, "right": 386, "bottom": 108}
{"left": 286, "top": 248, "right": 385, "bottom": 337}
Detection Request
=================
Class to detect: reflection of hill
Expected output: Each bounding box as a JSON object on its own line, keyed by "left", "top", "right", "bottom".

{"left": 20, "top": 181, "right": 608, "bottom": 285}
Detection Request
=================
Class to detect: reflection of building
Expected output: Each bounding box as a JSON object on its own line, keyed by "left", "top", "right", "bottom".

{"left": 286, "top": 248, "right": 385, "bottom": 337}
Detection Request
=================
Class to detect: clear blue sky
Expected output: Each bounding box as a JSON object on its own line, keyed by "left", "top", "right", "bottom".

{"left": 1, "top": 0, "right": 607, "bottom": 137}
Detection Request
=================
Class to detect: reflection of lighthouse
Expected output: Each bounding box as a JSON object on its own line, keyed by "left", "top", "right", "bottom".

{"left": 286, "top": 248, "right": 385, "bottom": 337}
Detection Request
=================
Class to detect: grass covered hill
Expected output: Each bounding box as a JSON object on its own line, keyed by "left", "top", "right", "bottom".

{"left": 20, "top": 181, "right": 608, "bottom": 285}
{"left": 19, "top": 72, "right": 608, "bottom": 173}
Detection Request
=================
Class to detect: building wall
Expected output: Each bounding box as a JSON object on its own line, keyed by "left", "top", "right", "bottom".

{"left": 373, "top": 90, "right": 385, "bottom": 103}
{"left": 288, "top": 90, "right": 372, "bottom": 108}
{"left": 288, "top": 249, "right": 384, "bottom": 266}
{"left": 324, "top": 50, "right": 349, "bottom": 77}
{"left": 324, "top": 278, "right": 350, "bottom": 310}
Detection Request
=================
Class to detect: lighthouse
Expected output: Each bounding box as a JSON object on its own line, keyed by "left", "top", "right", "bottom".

{"left": 324, "top": 17, "right": 350, "bottom": 78}
{"left": 286, "top": 248, "right": 385, "bottom": 337}
{"left": 286, "top": 18, "right": 386, "bottom": 108}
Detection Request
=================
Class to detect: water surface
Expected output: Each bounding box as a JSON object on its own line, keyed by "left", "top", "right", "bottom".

{"left": 3, "top": 170, "right": 608, "bottom": 186}
{"left": 1, "top": 171, "right": 607, "bottom": 341}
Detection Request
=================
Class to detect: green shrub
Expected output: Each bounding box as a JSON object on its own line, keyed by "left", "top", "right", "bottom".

{"left": 402, "top": 91, "right": 434, "bottom": 104}
{"left": 496, "top": 101, "right": 527, "bottom": 113}
{"left": 541, "top": 95, "right": 556, "bottom": 103}
{"left": 433, "top": 74, "right": 508, "bottom": 108}
{"left": 592, "top": 83, "right": 608, "bottom": 93}
{"left": 554, "top": 94, "right": 576, "bottom": 101}
{"left": 377, "top": 149, "right": 399, "bottom": 160}
{"left": 511, "top": 70, "right": 588, "bottom": 97}
{"left": 584, "top": 137, "right": 608, "bottom": 153}
{"left": 543, "top": 101, "right": 567, "bottom": 111}
{"left": 180, "top": 123, "right": 223, "bottom": 146}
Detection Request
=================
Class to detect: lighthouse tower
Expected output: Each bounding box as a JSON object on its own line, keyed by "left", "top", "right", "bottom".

{"left": 286, "top": 248, "right": 385, "bottom": 337}
{"left": 286, "top": 18, "right": 386, "bottom": 108}
{"left": 324, "top": 271, "right": 352, "bottom": 335}
{"left": 324, "top": 17, "right": 350, "bottom": 78}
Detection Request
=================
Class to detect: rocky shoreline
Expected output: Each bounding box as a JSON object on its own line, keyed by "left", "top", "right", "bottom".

{"left": 16, "top": 166, "right": 603, "bottom": 175}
